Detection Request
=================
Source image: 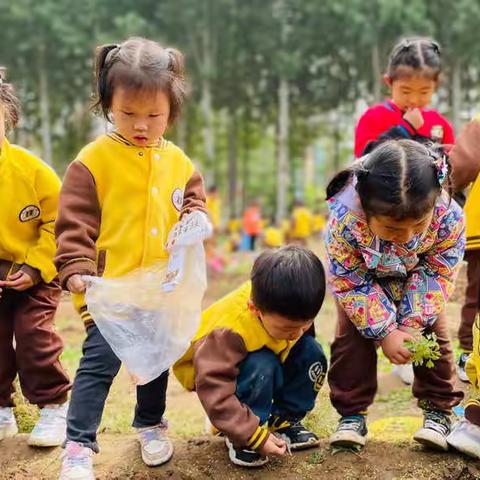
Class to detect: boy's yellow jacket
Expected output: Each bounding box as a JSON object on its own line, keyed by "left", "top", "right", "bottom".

{"left": 174, "top": 281, "right": 298, "bottom": 450}
{"left": 55, "top": 133, "right": 206, "bottom": 324}
{"left": 0, "top": 138, "right": 60, "bottom": 283}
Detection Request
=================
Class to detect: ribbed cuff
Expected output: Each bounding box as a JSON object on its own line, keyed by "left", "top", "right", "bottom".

{"left": 399, "top": 119, "right": 417, "bottom": 136}
{"left": 20, "top": 264, "right": 42, "bottom": 286}
{"left": 58, "top": 258, "right": 97, "bottom": 289}
{"left": 246, "top": 426, "right": 270, "bottom": 451}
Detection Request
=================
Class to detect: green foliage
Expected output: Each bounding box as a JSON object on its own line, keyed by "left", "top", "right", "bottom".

{"left": 405, "top": 333, "right": 441, "bottom": 369}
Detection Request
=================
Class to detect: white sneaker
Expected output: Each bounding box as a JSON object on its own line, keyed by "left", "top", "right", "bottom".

{"left": 447, "top": 418, "right": 480, "bottom": 459}
{"left": 0, "top": 407, "right": 18, "bottom": 440}
{"left": 393, "top": 364, "right": 414, "bottom": 385}
{"left": 28, "top": 403, "right": 68, "bottom": 447}
{"left": 137, "top": 422, "right": 174, "bottom": 466}
{"left": 457, "top": 353, "right": 470, "bottom": 383}
{"left": 59, "top": 441, "right": 95, "bottom": 480}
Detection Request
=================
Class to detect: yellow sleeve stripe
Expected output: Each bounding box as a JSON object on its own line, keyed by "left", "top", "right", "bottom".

{"left": 247, "top": 426, "right": 268, "bottom": 450}
{"left": 466, "top": 398, "right": 480, "bottom": 409}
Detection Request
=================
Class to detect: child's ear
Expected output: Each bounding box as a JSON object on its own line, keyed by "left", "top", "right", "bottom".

{"left": 247, "top": 300, "right": 259, "bottom": 315}
{"left": 383, "top": 74, "right": 392, "bottom": 87}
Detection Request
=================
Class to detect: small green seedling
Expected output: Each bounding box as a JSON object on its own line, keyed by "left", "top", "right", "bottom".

{"left": 405, "top": 333, "right": 440, "bottom": 368}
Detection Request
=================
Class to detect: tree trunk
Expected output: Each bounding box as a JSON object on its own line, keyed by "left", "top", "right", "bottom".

{"left": 371, "top": 42, "right": 382, "bottom": 102}
{"left": 276, "top": 77, "right": 289, "bottom": 223}
{"left": 227, "top": 110, "right": 237, "bottom": 218}
{"left": 332, "top": 111, "right": 341, "bottom": 171}
{"left": 176, "top": 115, "right": 187, "bottom": 152}
{"left": 451, "top": 60, "right": 462, "bottom": 132}
{"left": 38, "top": 47, "right": 52, "bottom": 166}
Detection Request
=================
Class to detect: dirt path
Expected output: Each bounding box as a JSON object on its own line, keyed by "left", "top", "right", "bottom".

{"left": 1, "top": 434, "right": 479, "bottom": 480}
{"left": 1, "top": 248, "right": 474, "bottom": 479}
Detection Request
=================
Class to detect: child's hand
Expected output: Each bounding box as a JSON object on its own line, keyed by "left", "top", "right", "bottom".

{"left": 380, "top": 329, "right": 413, "bottom": 365}
{"left": 67, "top": 274, "right": 86, "bottom": 293}
{"left": 398, "top": 324, "right": 422, "bottom": 341}
{"left": 0, "top": 270, "right": 34, "bottom": 291}
{"left": 258, "top": 433, "right": 287, "bottom": 457}
{"left": 403, "top": 108, "right": 424, "bottom": 130}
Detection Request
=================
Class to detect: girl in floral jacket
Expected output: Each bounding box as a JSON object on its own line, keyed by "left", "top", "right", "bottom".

{"left": 325, "top": 139, "right": 465, "bottom": 452}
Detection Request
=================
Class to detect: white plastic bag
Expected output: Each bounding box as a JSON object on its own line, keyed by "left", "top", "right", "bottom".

{"left": 83, "top": 243, "right": 206, "bottom": 385}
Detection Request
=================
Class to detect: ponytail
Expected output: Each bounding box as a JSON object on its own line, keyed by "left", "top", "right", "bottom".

{"left": 93, "top": 43, "right": 119, "bottom": 117}
{"left": 326, "top": 168, "right": 354, "bottom": 200}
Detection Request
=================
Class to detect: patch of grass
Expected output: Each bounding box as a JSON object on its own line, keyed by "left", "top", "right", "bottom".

{"left": 377, "top": 387, "right": 413, "bottom": 406}
{"left": 303, "top": 390, "right": 338, "bottom": 438}
{"left": 369, "top": 416, "right": 422, "bottom": 442}
{"left": 306, "top": 450, "right": 326, "bottom": 465}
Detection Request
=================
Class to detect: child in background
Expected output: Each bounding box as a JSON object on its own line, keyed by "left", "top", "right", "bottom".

{"left": 354, "top": 36, "right": 455, "bottom": 385}
{"left": 355, "top": 37, "right": 454, "bottom": 158}
{"left": 449, "top": 114, "right": 480, "bottom": 380}
{"left": 290, "top": 200, "right": 313, "bottom": 246}
{"left": 0, "top": 70, "right": 70, "bottom": 447}
{"left": 174, "top": 246, "right": 327, "bottom": 467}
{"left": 312, "top": 208, "right": 327, "bottom": 238}
{"left": 263, "top": 217, "right": 284, "bottom": 248}
{"left": 206, "top": 185, "right": 221, "bottom": 232}
{"left": 55, "top": 38, "right": 208, "bottom": 479}
{"left": 446, "top": 114, "right": 480, "bottom": 458}
{"left": 326, "top": 140, "right": 464, "bottom": 452}
{"left": 242, "top": 200, "right": 262, "bottom": 251}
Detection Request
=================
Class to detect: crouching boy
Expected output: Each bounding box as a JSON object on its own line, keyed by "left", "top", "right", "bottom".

{"left": 174, "top": 245, "right": 327, "bottom": 467}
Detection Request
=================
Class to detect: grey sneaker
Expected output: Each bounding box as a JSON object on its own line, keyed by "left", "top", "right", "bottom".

{"left": 330, "top": 414, "right": 368, "bottom": 448}
{"left": 29, "top": 403, "right": 68, "bottom": 447}
{"left": 59, "top": 441, "right": 95, "bottom": 480}
{"left": 413, "top": 410, "right": 451, "bottom": 451}
{"left": 447, "top": 418, "right": 480, "bottom": 459}
{"left": 137, "top": 423, "right": 174, "bottom": 466}
{"left": 0, "top": 407, "right": 18, "bottom": 441}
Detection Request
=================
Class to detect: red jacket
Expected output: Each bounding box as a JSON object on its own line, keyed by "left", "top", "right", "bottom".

{"left": 354, "top": 99, "right": 455, "bottom": 158}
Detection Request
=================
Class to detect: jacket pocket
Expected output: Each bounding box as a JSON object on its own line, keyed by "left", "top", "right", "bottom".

{"left": 97, "top": 250, "right": 107, "bottom": 277}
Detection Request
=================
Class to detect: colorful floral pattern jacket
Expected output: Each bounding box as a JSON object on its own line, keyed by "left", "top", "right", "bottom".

{"left": 326, "top": 182, "right": 465, "bottom": 340}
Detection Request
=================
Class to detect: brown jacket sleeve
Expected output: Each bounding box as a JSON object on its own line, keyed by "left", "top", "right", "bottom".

{"left": 193, "top": 328, "right": 270, "bottom": 450}
{"left": 450, "top": 119, "right": 480, "bottom": 192}
{"left": 181, "top": 170, "right": 207, "bottom": 218}
{"left": 54, "top": 161, "right": 101, "bottom": 289}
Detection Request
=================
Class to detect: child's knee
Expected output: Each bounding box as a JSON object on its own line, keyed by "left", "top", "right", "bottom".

{"left": 240, "top": 349, "right": 280, "bottom": 379}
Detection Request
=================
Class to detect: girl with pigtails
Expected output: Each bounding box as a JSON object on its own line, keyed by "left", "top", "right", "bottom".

{"left": 55, "top": 37, "right": 210, "bottom": 479}
{"left": 325, "top": 139, "right": 465, "bottom": 452}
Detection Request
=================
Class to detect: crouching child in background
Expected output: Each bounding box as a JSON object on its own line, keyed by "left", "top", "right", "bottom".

{"left": 174, "top": 245, "right": 327, "bottom": 467}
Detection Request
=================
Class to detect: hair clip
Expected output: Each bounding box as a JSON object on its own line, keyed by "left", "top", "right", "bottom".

{"left": 400, "top": 40, "right": 412, "bottom": 52}
{"left": 354, "top": 159, "right": 370, "bottom": 179}
{"left": 430, "top": 41, "right": 441, "bottom": 55}
{"left": 433, "top": 154, "right": 448, "bottom": 186}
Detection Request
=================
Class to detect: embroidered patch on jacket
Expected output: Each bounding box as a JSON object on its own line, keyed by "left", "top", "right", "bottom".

{"left": 172, "top": 188, "right": 184, "bottom": 211}
{"left": 431, "top": 125, "right": 444, "bottom": 142}
{"left": 19, "top": 205, "right": 40, "bottom": 222}
{"left": 308, "top": 361, "right": 326, "bottom": 392}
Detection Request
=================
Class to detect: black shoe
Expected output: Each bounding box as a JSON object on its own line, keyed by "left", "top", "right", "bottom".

{"left": 269, "top": 418, "right": 320, "bottom": 450}
{"left": 329, "top": 414, "right": 368, "bottom": 448}
{"left": 225, "top": 438, "right": 268, "bottom": 468}
{"left": 413, "top": 410, "right": 451, "bottom": 451}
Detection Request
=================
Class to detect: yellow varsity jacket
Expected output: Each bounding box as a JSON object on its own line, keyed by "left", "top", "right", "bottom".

{"left": 55, "top": 132, "right": 206, "bottom": 322}
{"left": 174, "top": 281, "right": 298, "bottom": 450}
{"left": 0, "top": 138, "right": 60, "bottom": 283}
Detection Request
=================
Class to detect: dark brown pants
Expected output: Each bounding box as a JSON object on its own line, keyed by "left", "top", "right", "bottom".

{"left": 459, "top": 250, "right": 480, "bottom": 352}
{"left": 328, "top": 305, "right": 463, "bottom": 416}
{"left": 0, "top": 281, "right": 71, "bottom": 407}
